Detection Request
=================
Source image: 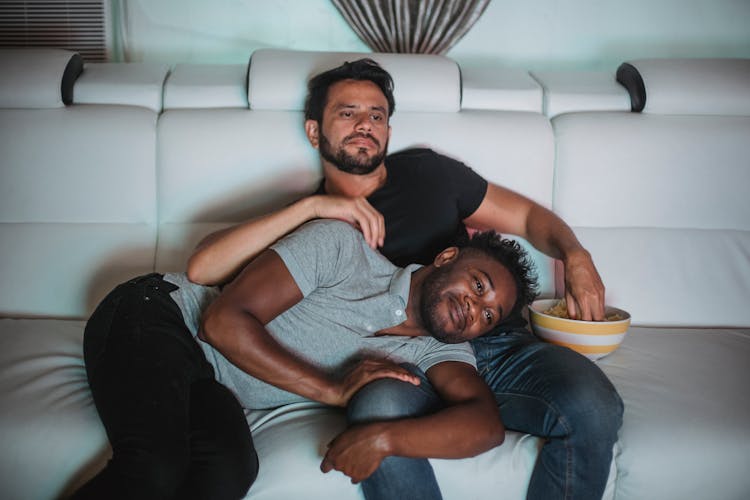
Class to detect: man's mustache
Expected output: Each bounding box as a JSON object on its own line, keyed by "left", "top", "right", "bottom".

{"left": 344, "top": 132, "right": 380, "bottom": 148}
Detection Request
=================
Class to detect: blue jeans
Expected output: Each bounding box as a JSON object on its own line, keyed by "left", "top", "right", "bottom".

{"left": 348, "top": 331, "right": 623, "bottom": 500}
{"left": 347, "top": 365, "right": 444, "bottom": 500}
{"left": 472, "top": 329, "right": 623, "bottom": 500}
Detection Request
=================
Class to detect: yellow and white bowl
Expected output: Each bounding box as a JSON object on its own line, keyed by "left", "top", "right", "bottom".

{"left": 528, "top": 299, "right": 631, "bottom": 360}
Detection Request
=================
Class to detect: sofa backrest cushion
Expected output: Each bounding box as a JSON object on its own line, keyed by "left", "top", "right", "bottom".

{"left": 552, "top": 111, "right": 750, "bottom": 327}
{"left": 617, "top": 58, "right": 750, "bottom": 115}
{"left": 0, "top": 48, "right": 82, "bottom": 108}
{"left": 0, "top": 105, "right": 159, "bottom": 318}
{"left": 248, "top": 48, "right": 461, "bottom": 113}
{"left": 74, "top": 62, "right": 170, "bottom": 112}
{"left": 163, "top": 64, "right": 249, "bottom": 109}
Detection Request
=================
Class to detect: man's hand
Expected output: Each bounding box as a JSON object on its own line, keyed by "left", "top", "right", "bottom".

{"left": 325, "top": 359, "right": 420, "bottom": 407}
{"left": 321, "top": 423, "right": 389, "bottom": 483}
{"left": 310, "top": 195, "right": 385, "bottom": 250}
{"left": 563, "top": 249, "right": 606, "bottom": 321}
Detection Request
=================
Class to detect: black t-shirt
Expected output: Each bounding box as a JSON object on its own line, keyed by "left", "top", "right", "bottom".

{"left": 316, "top": 148, "right": 488, "bottom": 267}
{"left": 316, "top": 148, "right": 528, "bottom": 329}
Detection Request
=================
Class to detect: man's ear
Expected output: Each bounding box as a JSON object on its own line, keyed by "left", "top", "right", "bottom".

{"left": 433, "top": 247, "right": 460, "bottom": 267}
{"left": 305, "top": 119, "right": 320, "bottom": 149}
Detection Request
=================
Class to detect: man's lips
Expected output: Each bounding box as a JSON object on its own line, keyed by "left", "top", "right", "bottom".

{"left": 449, "top": 295, "right": 466, "bottom": 332}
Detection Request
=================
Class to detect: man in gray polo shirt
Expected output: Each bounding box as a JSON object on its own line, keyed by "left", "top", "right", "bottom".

{"left": 198, "top": 218, "right": 537, "bottom": 499}
{"left": 75, "top": 218, "right": 538, "bottom": 500}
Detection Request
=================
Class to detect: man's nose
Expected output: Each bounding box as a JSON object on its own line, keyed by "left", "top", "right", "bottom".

{"left": 465, "top": 296, "right": 478, "bottom": 325}
{"left": 354, "top": 113, "right": 372, "bottom": 130}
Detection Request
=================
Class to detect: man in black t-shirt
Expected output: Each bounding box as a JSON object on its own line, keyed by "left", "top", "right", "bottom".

{"left": 188, "top": 59, "right": 623, "bottom": 500}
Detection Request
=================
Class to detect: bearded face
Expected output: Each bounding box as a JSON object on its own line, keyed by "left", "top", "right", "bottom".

{"left": 318, "top": 130, "right": 388, "bottom": 175}
{"left": 419, "top": 264, "right": 467, "bottom": 344}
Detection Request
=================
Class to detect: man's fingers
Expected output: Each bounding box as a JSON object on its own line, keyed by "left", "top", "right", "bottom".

{"left": 350, "top": 201, "right": 385, "bottom": 249}
{"left": 565, "top": 291, "right": 579, "bottom": 319}
{"left": 567, "top": 290, "right": 606, "bottom": 321}
{"left": 367, "top": 363, "right": 420, "bottom": 386}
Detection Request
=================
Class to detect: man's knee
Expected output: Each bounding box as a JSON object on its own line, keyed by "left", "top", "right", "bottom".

{"left": 106, "top": 445, "right": 191, "bottom": 499}
{"left": 347, "top": 365, "right": 440, "bottom": 424}
{"left": 186, "top": 446, "right": 258, "bottom": 500}
{"left": 556, "top": 355, "right": 623, "bottom": 439}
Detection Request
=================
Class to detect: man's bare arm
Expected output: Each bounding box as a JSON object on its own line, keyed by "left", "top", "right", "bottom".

{"left": 320, "top": 361, "right": 504, "bottom": 482}
{"left": 464, "top": 182, "right": 605, "bottom": 320}
{"left": 187, "top": 195, "right": 384, "bottom": 286}
{"left": 200, "top": 249, "right": 417, "bottom": 407}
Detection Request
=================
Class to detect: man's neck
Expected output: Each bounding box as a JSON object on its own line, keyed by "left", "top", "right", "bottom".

{"left": 376, "top": 267, "right": 430, "bottom": 337}
{"left": 322, "top": 161, "right": 387, "bottom": 198}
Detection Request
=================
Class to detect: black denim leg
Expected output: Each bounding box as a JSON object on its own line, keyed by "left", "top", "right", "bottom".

{"left": 73, "top": 274, "right": 256, "bottom": 500}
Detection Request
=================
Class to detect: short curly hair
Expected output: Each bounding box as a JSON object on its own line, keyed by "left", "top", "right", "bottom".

{"left": 459, "top": 231, "right": 540, "bottom": 319}
{"left": 304, "top": 58, "right": 396, "bottom": 123}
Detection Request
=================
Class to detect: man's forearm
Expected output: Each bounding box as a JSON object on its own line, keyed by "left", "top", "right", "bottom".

{"left": 377, "top": 397, "right": 504, "bottom": 459}
{"left": 187, "top": 197, "right": 318, "bottom": 286}
{"left": 323, "top": 362, "right": 505, "bottom": 482}
{"left": 201, "top": 301, "right": 340, "bottom": 404}
{"left": 525, "top": 203, "right": 587, "bottom": 262}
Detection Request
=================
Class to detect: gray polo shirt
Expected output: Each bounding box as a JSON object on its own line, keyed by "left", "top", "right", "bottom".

{"left": 165, "top": 219, "right": 475, "bottom": 409}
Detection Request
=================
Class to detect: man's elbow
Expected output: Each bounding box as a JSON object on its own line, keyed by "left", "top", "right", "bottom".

{"left": 475, "top": 408, "right": 505, "bottom": 452}
{"left": 186, "top": 253, "right": 211, "bottom": 285}
{"left": 198, "top": 304, "right": 223, "bottom": 344}
{"left": 491, "top": 421, "right": 506, "bottom": 448}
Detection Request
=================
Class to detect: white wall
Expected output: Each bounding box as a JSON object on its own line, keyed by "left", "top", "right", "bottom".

{"left": 119, "top": 0, "right": 750, "bottom": 70}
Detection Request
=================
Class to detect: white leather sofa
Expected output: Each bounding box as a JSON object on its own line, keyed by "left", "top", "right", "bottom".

{"left": 0, "top": 48, "right": 748, "bottom": 500}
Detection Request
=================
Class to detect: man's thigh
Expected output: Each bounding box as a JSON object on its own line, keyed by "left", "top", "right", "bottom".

{"left": 472, "top": 332, "right": 621, "bottom": 437}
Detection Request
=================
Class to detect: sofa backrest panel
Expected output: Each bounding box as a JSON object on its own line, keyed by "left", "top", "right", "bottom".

{"left": 155, "top": 105, "right": 556, "bottom": 297}
{"left": 1, "top": 107, "right": 158, "bottom": 223}
{"left": 0, "top": 106, "right": 159, "bottom": 318}
{"left": 155, "top": 109, "right": 321, "bottom": 271}
{"left": 389, "top": 111, "right": 554, "bottom": 208}
{"left": 552, "top": 112, "right": 750, "bottom": 327}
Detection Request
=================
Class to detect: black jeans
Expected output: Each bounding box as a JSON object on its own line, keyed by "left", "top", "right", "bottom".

{"left": 72, "top": 274, "right": 258, "bottom": 500}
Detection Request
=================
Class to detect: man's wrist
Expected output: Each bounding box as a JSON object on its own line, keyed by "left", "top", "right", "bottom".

{"left": 296, "top": 196, "right": 321, "bottom": 222}
{"left": 562, "top": 246, "right": 592, "bottom": 267}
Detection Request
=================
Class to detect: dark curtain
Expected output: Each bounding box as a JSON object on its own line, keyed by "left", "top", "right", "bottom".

{"left": 331, "top": 0, "right": 490, "bottom": 54}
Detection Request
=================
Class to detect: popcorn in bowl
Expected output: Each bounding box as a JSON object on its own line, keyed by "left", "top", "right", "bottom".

{"left": 528, "top": 299, "right": 631, "bottom": 360}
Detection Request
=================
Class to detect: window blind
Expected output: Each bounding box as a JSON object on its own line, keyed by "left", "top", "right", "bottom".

{"left": 0, "top": 0, "right": 109, "bottom": 61}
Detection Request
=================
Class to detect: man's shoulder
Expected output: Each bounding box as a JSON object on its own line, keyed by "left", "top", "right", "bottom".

{"left": 386, "top": 147, "right": 469, "bottom": 175}
{"left": 278, "top": 219, "right": 367, "bottom": 257}
{"left": 298, "top": 219, "right": 361, "bottom": 240}
{"left": 387, "top": 147, "right": 450, "bottom": 164}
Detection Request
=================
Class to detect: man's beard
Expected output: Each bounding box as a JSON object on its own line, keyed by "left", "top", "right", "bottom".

{"left": 319, "top": 131, "right": 388, "bottom": 175}
{"left": 419, "top": 267, "right": 465, "bottom": 344}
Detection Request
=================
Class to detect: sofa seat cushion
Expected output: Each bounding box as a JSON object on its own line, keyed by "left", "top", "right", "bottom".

{"left": 599, "top": 326, "right": 750, "bottom": 500}
{"left": 245, "top": 402, "right": 547, "bottom": 500}
{"left": 0, "top": 319, "right": 109, "bottom": 500}
{"left": 0, "top": 317, "right": 620, "bottom": 500}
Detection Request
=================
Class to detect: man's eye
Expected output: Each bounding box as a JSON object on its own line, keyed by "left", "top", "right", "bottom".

{"left": 475, "top": 279, "right": 483, "bottom": 292}
{"left": 484, "top": 309, "right": 493, "bottom": 324}
{"left": 371, "top": 114, "right": 383, "bottom": 121}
